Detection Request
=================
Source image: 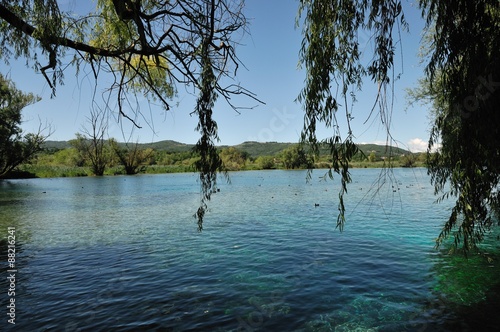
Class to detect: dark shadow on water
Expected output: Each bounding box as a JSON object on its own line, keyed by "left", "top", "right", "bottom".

{"left": 441, "top": 282, "right": 500, "bottom": 331}
{"left": 0, "top": 170, "right": 38, "bottom": 179}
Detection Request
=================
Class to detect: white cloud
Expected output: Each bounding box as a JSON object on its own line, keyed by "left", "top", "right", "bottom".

{"left": 359, "top": 138, "right": 441, "bottom": 153}
{"left": 408, "top": 137, "right": 442, "bottom": 153}
{"left": 407, "top": 138, "right": 428, "bottom": 153}
{"left": 360, "top": 140, "right": 389, "bottom": 146}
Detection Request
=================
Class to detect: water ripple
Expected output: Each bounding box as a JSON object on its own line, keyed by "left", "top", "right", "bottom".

{"left": 1, "top": 170, "right": 499, "bottom": 331}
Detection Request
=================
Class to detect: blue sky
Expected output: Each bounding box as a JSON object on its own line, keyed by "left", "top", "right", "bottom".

{"left": 6, "top": 0, "right": 431, "bottom": 151}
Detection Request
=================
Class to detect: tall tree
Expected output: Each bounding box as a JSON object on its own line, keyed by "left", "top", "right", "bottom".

{"left": 110, "top": 138, "right": 154, "bottom": 175}
{"left": 419, "top": 1, "right": 500, "bottom": 252}
{"left": 0, "top": 74, "right": 47, "bottom": 177}
{"left": 70, "top": 108, "right": 109, "bottom": 176}
{"left": 297, "top": 0, "right": 499, "bottom": 252}
{"left": 0, "top": 0, "right": 260, "bottom": 225}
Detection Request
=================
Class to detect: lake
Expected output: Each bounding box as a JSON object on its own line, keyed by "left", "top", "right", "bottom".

{"left": 1, "top": 168, "right": 499, "bottom": 331}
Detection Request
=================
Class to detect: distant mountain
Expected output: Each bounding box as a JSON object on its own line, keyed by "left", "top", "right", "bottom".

{"left": 355, "top": 144, "right": 410, "bottom": 157}
{"left": 139, "top": 140, "right": 195, "bottom": 152}
{"left": 42, "top": 139, "right": 195, "bottom": 153}
{"left": 233, "top": 141, "right": 297, "bottom": 157}
{"left": 42, "top": 139, "right": 412, "bottom": 157}
{"left": 42, "top": 140, "right": 72, "bottom": 150}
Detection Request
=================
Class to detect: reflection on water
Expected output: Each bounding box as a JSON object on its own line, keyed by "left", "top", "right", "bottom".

{"left": 0, "top": 169, "right": 499, "bottom": 331}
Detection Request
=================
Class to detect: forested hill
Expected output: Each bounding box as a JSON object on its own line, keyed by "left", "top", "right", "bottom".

{"left": 42, "top": 140, "right": 412, "bottom": 158}
{"left": 232, "top": 141, "right": 412, "bottom": 158}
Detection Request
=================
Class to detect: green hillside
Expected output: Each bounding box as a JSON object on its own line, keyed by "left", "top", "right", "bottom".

{"left": 42, "top": 139, "right": 195, "bottom": 153}
{"left": 43, "top": 139, "right": 412, "bottom": 159}
{"left": 42, "top": 140, "right": 72, "bottom": 150}
{"left": 233, "top": 141, "right": 297, "bottom": 157}
{"left": 355, "top": 144, "right": 411, "bottom": 158}
{"left": 140, "top": 140, "right": 195, "bottom": 152}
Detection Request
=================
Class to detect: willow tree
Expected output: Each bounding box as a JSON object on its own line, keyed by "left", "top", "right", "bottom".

{"left": 0, "top": 0, "right": 259, "bottom": 228}
{"left": 421, "top": 1, "right": 500, "bottom": 252}
{"left": 297, "top": 0, "right": 408, "bottom": 230}
{"left": 297, "top": 0, "right": 500, "bottom": 252}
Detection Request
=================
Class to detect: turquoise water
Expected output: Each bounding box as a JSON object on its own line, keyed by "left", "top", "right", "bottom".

{"left": 1, "top": 168, "right": 499, "bottom": 331}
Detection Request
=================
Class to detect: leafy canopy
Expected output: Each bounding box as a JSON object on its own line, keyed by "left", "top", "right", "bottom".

{"left": 0, "top": 0, "right": 260, "bottom": 226}
{"left": 298, "top": 0, "right": 500, "bottom": 252}
{"left": 0, "top": 73, "right": 46, "bottom": 177}
{"left": 421, "top": 0, "right": 500, "bottom": 252}
{"left": 297, "top": 0, "right": 408, "bottom": 230}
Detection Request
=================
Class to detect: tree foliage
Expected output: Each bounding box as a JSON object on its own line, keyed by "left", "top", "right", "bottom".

{"left": 219, "top": 147, "right": 247, "bottom": 171}
{"left": 419, "top": 0, "right": 500, "bottom": 252}
{"left": 0, "top": 74, "right": 46, "bottom": 177}
{"left": 280, "top": 145, "right": 313, "bottom": 169}
{"left": 70, "top": 109, "right": 110, "bottom": 176}
{"left": 297, "top": 0, "right": 407, "bottom": 230}
{"left": 0, "top": 0, "right": 259, "bottom": 226}
{"left": 0, "top": 0, "right": 253, "bottom": 108}
{"left": 110, "top": 138, "right": 154, "bottom": 175}
{"left": 299, "top": 0, "right": 499, "bottom": 252}
{"left": 408, "top": 2, "right": 500, "bottom": 252}
{"left": 255, "top": 155, "right": 275, "bottom": 170}
{"left": 367, "top": 151, "right": 377, "bottom": 163}
{"left": 52, "top": 147, "right": 85, "bottom": 167}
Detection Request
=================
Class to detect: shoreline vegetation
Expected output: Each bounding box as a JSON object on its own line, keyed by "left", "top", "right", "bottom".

{"left": 3, "top": 140, "right": 427, "bottom": 179}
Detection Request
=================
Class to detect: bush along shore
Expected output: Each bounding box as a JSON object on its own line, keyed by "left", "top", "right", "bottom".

{"left": 3, "top": 140, "right": 427, "bottom": 179}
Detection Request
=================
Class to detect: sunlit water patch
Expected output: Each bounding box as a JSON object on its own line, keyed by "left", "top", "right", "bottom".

{"left": 1, "top": 169, "right": 499, "bottom": 331}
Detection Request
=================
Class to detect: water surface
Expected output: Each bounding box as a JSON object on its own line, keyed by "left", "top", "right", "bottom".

{"left": 1, "top": 169, "right": 499, "bottom": 331}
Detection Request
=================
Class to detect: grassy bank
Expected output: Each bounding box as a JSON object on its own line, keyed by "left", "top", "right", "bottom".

{"left": 1, "top": 141, "right": 425, "bottom": 179}
{"left": 6, "top": 160, "right": 425, "bottom": 179}
{"left": 8, "top": 164, "right": 196, "bottom": 178}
